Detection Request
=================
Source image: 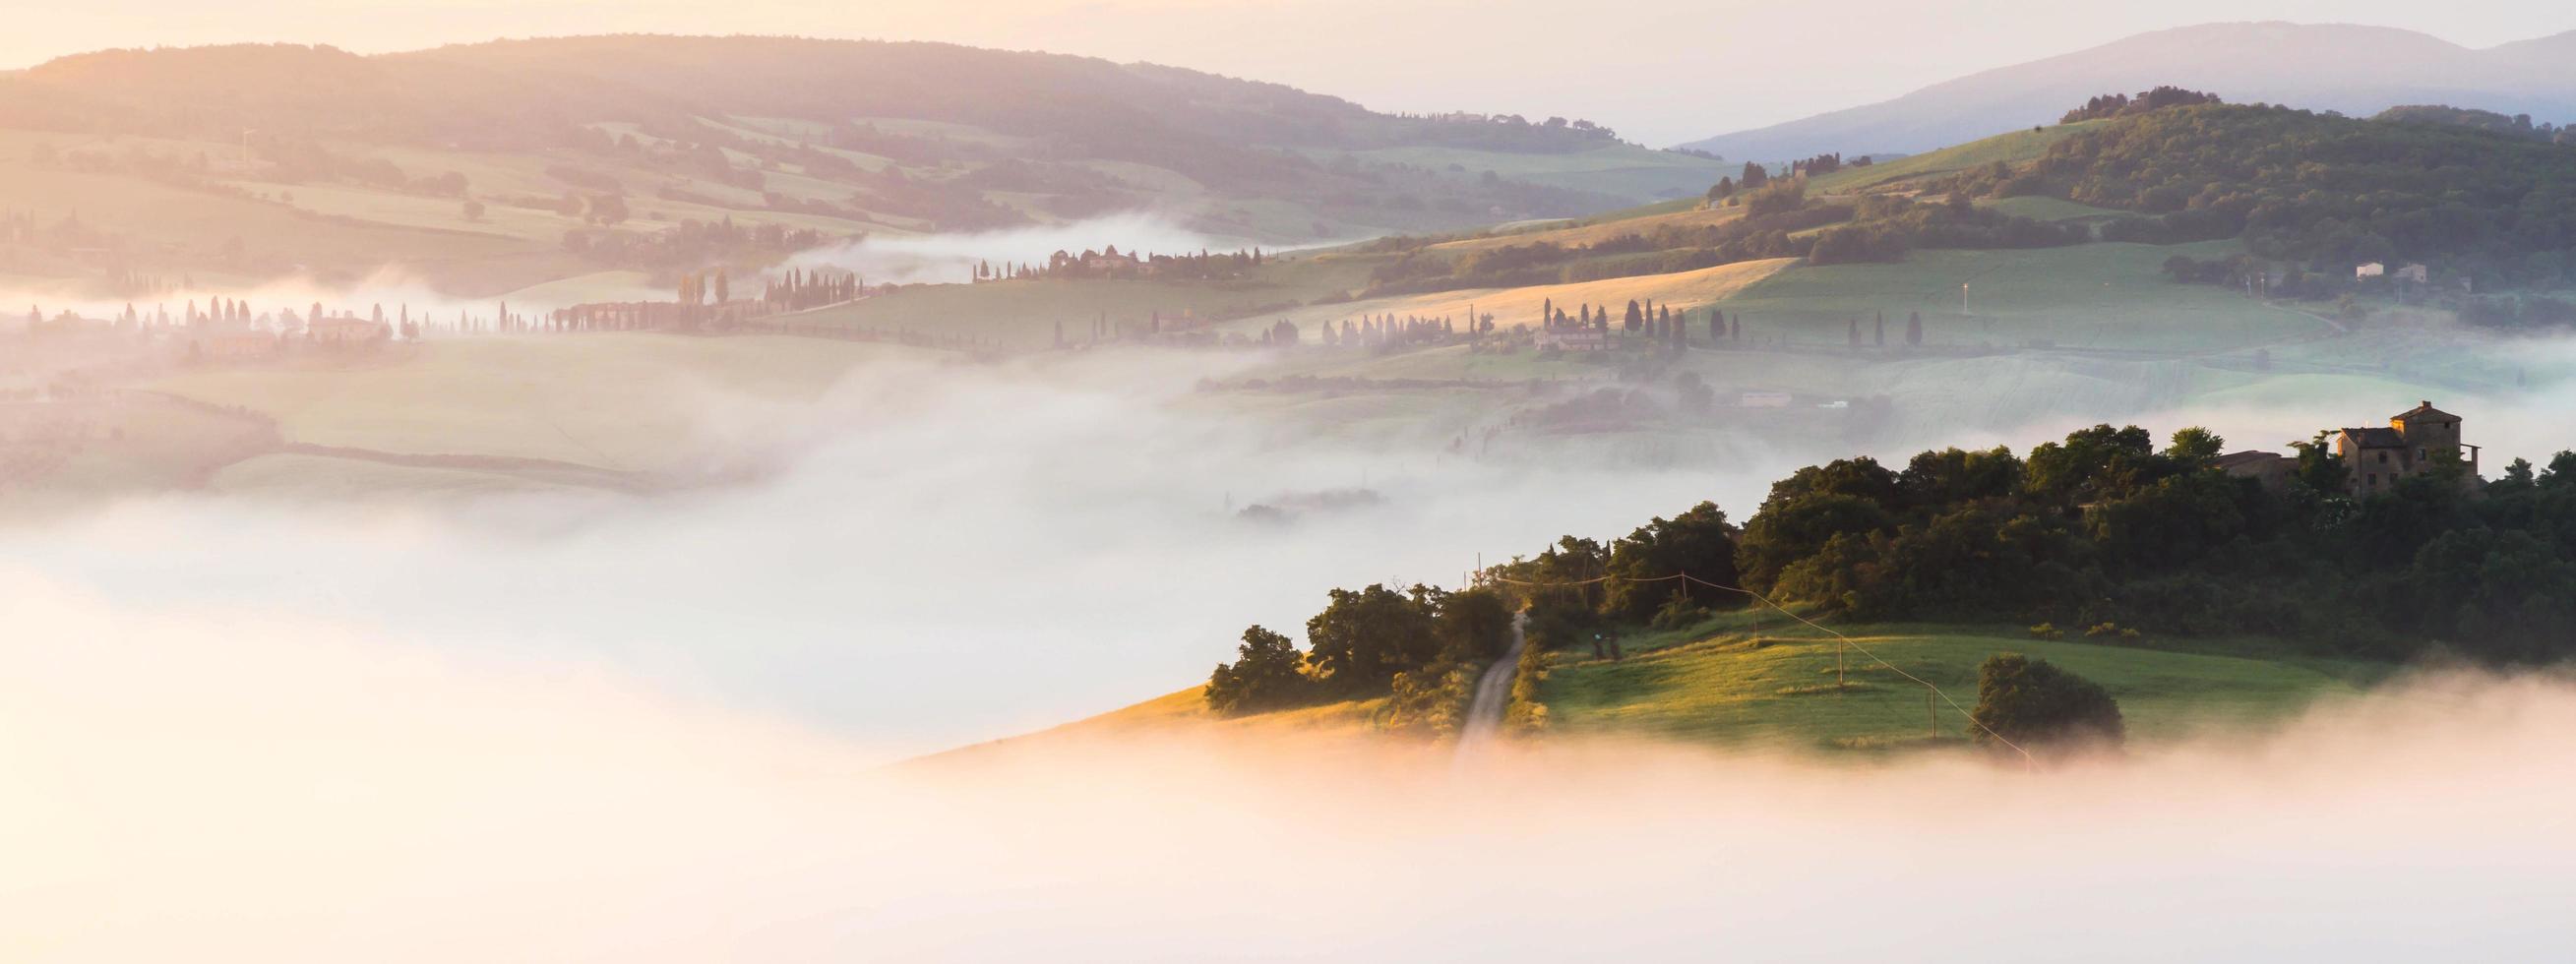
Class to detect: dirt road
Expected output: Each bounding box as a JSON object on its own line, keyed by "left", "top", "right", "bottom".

{"left": 1453, "top": 612, "right": 1528, "bottom": 759}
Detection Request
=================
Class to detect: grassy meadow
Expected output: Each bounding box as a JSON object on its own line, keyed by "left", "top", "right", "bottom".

{"left": 1536, "top": 609, "right": 2385, "bottom": 751}
{"left": 1803, "top": 122, "right": 2103, "bottom": 195}
{"left": 1710, "top": 241, "right": 2327, "bottom": 352}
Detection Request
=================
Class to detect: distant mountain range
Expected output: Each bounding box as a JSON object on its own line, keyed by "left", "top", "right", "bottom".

{"left": 1679, "top": 22, "right": 2576, "bottom": 161}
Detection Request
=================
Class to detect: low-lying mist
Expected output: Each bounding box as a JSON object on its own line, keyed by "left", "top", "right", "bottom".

{"left": 18, "top": 331, "right": 2576, "bottom": 756}
{"left": 7, "top": 577, "right": 2570, "bottom": 962}
{"left": 8, "top": 345, "right": 1816, "bottom": 753}
{"left": 785, "top": 211, "right": 1241, "bottom": 285}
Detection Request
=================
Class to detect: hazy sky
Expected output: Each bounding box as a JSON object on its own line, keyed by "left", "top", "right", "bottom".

{"left": 13, "top": 1, "right": 2575, "bottom": 144}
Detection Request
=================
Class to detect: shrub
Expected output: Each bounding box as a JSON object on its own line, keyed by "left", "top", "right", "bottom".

{"left": 1967, "top": 653, "right": 2125, "bottom": 752}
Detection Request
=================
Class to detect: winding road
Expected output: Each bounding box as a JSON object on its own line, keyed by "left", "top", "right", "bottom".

{"left": 1453, "top": 612, "right": 1529, "bottom": 759}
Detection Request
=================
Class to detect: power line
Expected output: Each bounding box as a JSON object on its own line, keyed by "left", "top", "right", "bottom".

{"left": 1485, "top": 571, "right": 2034, "bottom": 765}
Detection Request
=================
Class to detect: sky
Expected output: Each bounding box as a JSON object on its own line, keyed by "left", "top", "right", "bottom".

{"left": 10, "top": 1, "right": 2574, "bottom": 146}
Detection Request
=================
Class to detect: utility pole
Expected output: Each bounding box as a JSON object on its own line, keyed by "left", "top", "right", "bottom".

{"left": 1960, "top": 281, "right": 1971, "bottom": 317}
{"left": 1927, "top": 691, "right": 1939, "bottom": 740}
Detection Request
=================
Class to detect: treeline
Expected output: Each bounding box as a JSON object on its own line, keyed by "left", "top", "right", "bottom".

{"left": 1951, "top": 103, "right": 2576, "bottom": 287}
{"left": 2059, "top": 86, "right": 2222, "bottom": 124}
{"left": 1203, "top": 584, "right": 1514, "bottom": 733}
{"left": 2374, "top": 105, "right": 2576, "bottom": 146}
{"left": 1737, "top": 425, "right": 2576, "bottom": 663}
{"left": 999, "top": 246, "right": 1268, "bottom": 282}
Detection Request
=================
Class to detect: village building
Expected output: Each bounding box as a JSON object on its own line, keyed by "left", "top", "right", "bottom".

{"left": 308, "top": 315, "right": 387, "bottom": 345}
{"left": 2214, "top": 450, "right": 2296, "bottom": 488}
{"left": 2336, "top": 400, "right": 2478, "bottom": 495}
{"left": 2217, "top": 400, "right": 2481, "bottom": 496}
{"left": 2355, "top": 262, "right": 2385, "bottom": 279}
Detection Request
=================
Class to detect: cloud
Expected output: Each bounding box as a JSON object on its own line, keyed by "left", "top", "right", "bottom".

{"left": 5, "top": 571, "right": 2573, "bottom": 962}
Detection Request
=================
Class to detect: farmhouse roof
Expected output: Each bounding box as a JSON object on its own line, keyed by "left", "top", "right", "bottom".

{"left": 2392, "top": 400, "right": 2458, "bottom": 422}
{"left": 2340, "top": 427, "right": 2407, "bottom": 448}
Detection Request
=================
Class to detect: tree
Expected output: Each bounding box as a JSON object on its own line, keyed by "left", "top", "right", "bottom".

{"left": 1304, "top": 584, "right": 1441, "bottom": 691}
{"left": 2165, "top": 427, "right": 2225, "bottom": 465}
{"left": 460, "top": 199, "right": 485, "bottom": 221}
{"left": 587, "top": 193, "right": 629, "bottom": 225}
{"left": 1204, "top": 626, "right": 1312, "bottom": 715}
{"left": 1966, "top": 653, "right": 2125, "bottom": 752}
{"left": 2289, "top": 431, "right": 2351, "bottom": 494}
{"left": 1602, "top": 502, "right": 1742, "bottom": 621}
{"left": 1435, "top": 587, "right": 1515, "bottom": 661}
{"left": 1905, "top": 311, "right": 1923, "bottom": 346}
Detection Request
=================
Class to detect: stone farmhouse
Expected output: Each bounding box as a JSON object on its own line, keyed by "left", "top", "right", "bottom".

{"left": 2217, "top": 400, "right": 2480, "bottom": 497}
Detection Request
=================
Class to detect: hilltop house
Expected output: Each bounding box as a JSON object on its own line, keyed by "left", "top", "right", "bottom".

{"left": 2216, "top": 400, "right": 2480, "bottom": 496}
{"left": 2336, "top": 401, "right": 2478, "bottom": 495}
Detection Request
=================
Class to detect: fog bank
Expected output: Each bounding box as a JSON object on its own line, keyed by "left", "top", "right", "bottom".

{"left": 787, "top": 211, "right": 1239, "bottom": 285}
{"left": 6, "top": 577, "right": 2570, "bottom": 962}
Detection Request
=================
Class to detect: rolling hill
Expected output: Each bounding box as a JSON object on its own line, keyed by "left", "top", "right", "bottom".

{"left": 0, "top": 36, "right": 1725, "bottom": 295}
{"left": 1679, "top": 22, "right": 2576, "bottom": 161}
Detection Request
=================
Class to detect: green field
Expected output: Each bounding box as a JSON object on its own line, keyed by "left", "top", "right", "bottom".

{"left": 1035, "top": 605, "right": 2385, "bottom": 755}
{"left": 1713, "top": 241, "right": 2329, "bottom": 352}
{"left": 798, "top": 255, "right": 1380, "bottom": 348}
{"left": 1325, "top": 144, "right": 1729, "bottom": 204}
{"left": 1804, "top": 122, "right": 2103, "bottom": 195}
{"left": 1537, "top": 609, "right": 2383, "bottom": 750}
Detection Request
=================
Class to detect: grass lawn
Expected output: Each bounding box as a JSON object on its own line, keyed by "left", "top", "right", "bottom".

{"left": 1805, "top": 122, "right": 2104, "bottom": 195}
{"left": 799, "top": 257, "right": 1379, "bottom": 348}
{"left": 1713, "top": 242, "right": 2328, "bottom": 352}
{"left": 1538, "top": 609, "right": 2384, "bottom": 751}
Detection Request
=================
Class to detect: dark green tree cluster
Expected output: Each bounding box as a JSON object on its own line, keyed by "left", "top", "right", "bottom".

{"left": 1736, "top": 422, "right": 2576, "bottom": 664}
{"left": 1494, "top": 504, "right": 1747, "bottom": 650}
{"left": 2058, "top": 86, "right": 2222, "bottom": 124}
{"left": 1203, "top": 584, "right": 1513, "bottom": 716}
